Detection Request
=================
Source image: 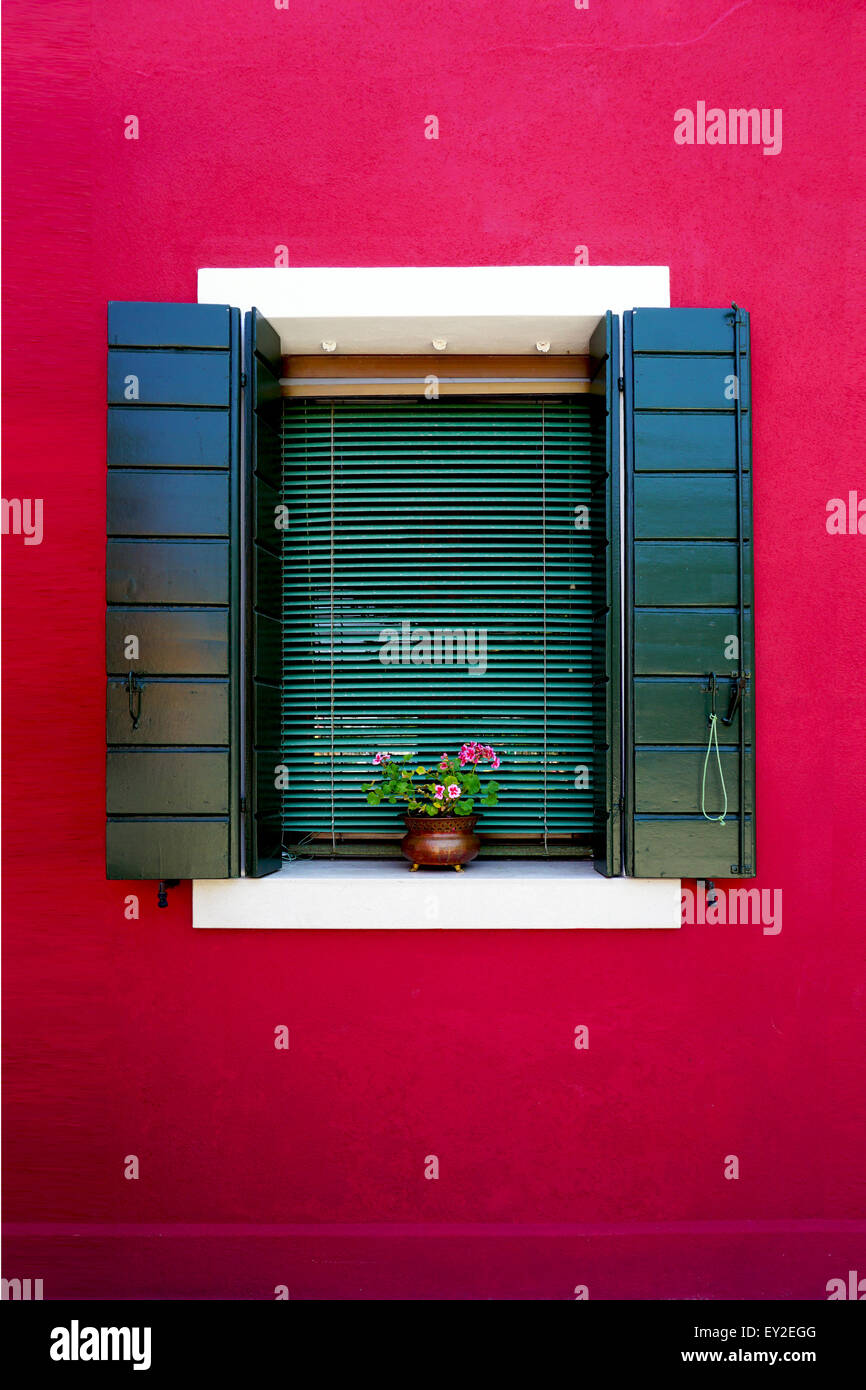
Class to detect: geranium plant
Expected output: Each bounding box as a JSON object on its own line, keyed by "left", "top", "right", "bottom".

{"left": 362, "top": 742, "right": 502, "bottom": 817}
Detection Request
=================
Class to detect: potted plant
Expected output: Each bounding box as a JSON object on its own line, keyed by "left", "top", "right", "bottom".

{"left": 362, "top": 742, "right": 502, "bottom": 870}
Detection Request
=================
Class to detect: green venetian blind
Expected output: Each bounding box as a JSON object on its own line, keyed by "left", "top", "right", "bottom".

{"left": 281, "top": 396, "right": 596, "bottom": 846}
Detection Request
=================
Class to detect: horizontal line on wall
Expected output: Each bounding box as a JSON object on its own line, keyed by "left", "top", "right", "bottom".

{"left": 6, "top": 1220, "right": 865, "bottom": 1238}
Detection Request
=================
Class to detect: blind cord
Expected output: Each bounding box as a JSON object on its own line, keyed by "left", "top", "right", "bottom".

{"left": 701, "top": 713, "right": 728, "bottom": 824}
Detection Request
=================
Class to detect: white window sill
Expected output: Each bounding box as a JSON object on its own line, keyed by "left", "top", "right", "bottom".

{"left": 193, "top": 860, "right": 681, "bottom": 930}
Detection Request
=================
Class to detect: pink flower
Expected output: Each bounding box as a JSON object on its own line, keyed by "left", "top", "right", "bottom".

{"left": 491, "top": 756, "right": 500, "bottom": 770}
{"left": 373, "top": 750, "right": 390, "bottom": 765}
{"left": 447, "top": 783, "right": 461, "bottom": 799}
{"left": 434, "top": 783, "right": 446, "bottom": 799}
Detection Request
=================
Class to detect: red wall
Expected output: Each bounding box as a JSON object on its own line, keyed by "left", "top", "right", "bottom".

{"left": 3, "top": 0, "right": 864, "bottom": 1299}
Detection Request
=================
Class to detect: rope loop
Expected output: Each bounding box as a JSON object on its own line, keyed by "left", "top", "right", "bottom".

{"left": 701, "top": 712, "right": 728, "bottom": 824}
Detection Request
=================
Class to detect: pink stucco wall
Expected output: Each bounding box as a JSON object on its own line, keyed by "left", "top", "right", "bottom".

{"left": 3, "top": 0, "right": 864, "bottom": 1298}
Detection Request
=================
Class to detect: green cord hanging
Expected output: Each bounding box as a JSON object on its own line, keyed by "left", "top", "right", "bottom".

{"left": 701, "top": 712, "right": 728, "bottom": 824}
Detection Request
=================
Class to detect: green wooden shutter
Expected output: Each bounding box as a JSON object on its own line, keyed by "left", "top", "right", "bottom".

{"left": 244, "top": 309, "right": 283, "bottom": 876}
{"left": 106, "top": 302, "right": 242, "bottom": 878}
{"left": 281, "top": 396, "right": 598, "bottom": 847}
{"left": 589, "top": 312, "right": 622, "bottom": 876}
{"left": 623, "top": 306, "right": 755, "bottom": 878}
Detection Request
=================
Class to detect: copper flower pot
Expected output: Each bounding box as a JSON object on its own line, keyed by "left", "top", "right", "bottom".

{"left": 401, "top": 814, "right": 481, "bottom": 870}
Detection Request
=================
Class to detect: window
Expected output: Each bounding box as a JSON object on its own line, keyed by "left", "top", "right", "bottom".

{"left": 281, "top": 395, "right": 598, "bottom": 858}
{"left": 106, "top": 270, "right": 755, "bottom": 906}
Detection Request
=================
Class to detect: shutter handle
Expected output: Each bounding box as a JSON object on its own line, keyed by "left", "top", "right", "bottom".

{"left": 721, "top": 672, "right": 747, "bottom": 727}
{"left": 126, "top": 669, "right": 142, "bottom": 731}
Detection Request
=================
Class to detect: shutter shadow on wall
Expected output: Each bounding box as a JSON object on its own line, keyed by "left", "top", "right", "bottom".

{"left": 623, "top": 306, "right": 755, "bottom": 879}
{"left": 106, "top": 302, "right": 241, "bottom": 878}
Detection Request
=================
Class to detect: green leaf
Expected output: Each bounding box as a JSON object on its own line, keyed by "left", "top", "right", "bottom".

{"left": 426, "top": 805, "right": 438, "bottom": 816}
{"left": 366, "top": 792, "right": 380, "bottom": 806}
{"left": 454, "top": 799, "right": 473, "bottom": 815}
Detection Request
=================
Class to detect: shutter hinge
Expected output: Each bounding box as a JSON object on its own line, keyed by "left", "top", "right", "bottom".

{"left": 617, "top": 793, "right": 625, "bottom": 815}
{"left": 240, "top": 796, "right": 247, "bottom": 815}
{"left": 240, "top": 371, "right": 247, "bottom": 387}
{"left": 157, "top": 879, "right": 180, "bottom": 909}
{"left": 617, "top": 376, "right": 624, "bottom": 392}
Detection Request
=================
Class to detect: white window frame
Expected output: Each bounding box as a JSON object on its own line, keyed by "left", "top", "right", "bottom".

{"left": 193, "top": 264, "right": 679, "bottom": 930}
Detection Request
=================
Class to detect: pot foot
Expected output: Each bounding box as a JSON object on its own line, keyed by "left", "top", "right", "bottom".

{"left": 410, "top": 862, "right": 420, "bottom": 871}
{"left": 454, "top": 864, "right": 463, "bottom": 872}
